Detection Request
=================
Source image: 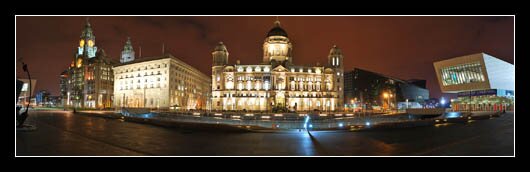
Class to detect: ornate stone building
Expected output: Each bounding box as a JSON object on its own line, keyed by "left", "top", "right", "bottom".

{"left": 64, "top": 18, "right": 115, "bottom": 109}
{"left": 211, "top": 19, "right": 344, "bottom": 112}
{"left": 113, "top": 38, "right": 211, "bottom": 110}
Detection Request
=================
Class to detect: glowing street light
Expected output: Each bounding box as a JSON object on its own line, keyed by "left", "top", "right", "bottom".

{"left": 383, "top": 92, "right": 391, "bottom": 112}
{"left": 303, "top": 115, "right": 311, "bottom": 130}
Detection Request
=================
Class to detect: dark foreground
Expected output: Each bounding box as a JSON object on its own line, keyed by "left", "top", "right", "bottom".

{"left": 16, "top": 111, "right": 514, "bottom": 156}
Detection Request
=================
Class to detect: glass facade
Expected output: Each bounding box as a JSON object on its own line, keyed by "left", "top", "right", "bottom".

{"left": 441, "top": 62, "right": 485, "bottom": 86}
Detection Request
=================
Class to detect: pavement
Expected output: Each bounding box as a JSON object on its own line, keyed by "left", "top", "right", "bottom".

{"left": 15, "top": 110, "right": 514, "bottom": 156}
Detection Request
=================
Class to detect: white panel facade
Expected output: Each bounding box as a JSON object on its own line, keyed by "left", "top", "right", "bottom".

{"left": 483, "top": 53, "right": 515, "bottom": 91}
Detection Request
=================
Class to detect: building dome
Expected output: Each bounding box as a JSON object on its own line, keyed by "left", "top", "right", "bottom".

{"left": 214, "top": 42, "right": 227, "bottom": 52}
{"left": 329, "top": 45, "right": 342, "bottom": 55}
{"left": 266, "top": 19, "right": 288, "bottom": 37}
{"left": 267, "top": 27, "right": 288, "bottom": 37}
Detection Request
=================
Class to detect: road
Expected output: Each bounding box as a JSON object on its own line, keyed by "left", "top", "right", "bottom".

{"left": 16, "top": 111, "right": 514, "bottom": 156}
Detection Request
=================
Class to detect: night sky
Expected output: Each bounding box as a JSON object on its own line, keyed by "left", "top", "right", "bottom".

{"left": 15, "top": 16, "right": 514, "bottom": 98}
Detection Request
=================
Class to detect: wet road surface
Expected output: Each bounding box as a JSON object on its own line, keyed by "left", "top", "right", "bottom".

{"left": 16, "top": 111, "right": 514, "bottom": 156}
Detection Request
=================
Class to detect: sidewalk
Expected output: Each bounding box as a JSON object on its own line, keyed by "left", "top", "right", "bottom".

{"left": 16, "top": 116, "right": 145, "bottom": 156}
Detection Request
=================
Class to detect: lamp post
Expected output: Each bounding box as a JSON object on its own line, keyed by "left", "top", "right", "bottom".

{"left": 350, "top": 99, "right": 354, "bottom": 112}
{"left": 383, "top": 92, "right": 389, "bottom": 113}
{"left": 389, "top": 93, "right": 393, "bottom": 113}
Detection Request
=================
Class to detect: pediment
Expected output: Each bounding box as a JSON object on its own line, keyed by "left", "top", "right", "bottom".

{"left": 272, "top": 65, "right": 288, "bottom": 72}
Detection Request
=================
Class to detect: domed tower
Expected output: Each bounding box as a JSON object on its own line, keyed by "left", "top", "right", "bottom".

{"left": 212, "top": 42, "right": 229, "bottom": 91}
{"left": 328, "top": 45, "right": 343, "bottom": 68}
{"left": 120, "top": 37, "right": 135, "bottom": 63}
{"left": 263, "top": 18, "right": 293, "bottom": 65}
{"left": 77, "top": 17, "right": 98, "bottom": 58}
{"left": 212, "top": 41, "right": 229, "bottom": 66}
{"left": 328, "top": 45, "right": 344, "bottom": 111}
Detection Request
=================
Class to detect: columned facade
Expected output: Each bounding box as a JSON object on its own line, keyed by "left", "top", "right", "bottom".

{"left": 211, "top": 19, "right": 344, "bottom": 112}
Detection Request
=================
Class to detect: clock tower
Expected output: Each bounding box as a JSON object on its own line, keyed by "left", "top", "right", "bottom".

{"left": 120, "top": 37, "right": 135, "bottom": 63}
{"left": 77, "top": 18, "right": 97, "bottom": 58}
{"left": 65, "top": 17, "right": 115, "bottom": 109}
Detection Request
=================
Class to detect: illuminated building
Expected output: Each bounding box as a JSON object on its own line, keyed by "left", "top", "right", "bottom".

{"left": 344, "top": 68, "right": 429, "bottom": 111}
{"left": 35, "top": 90, "right": 50, "bottom": 106}
{"left": 64, "top": 18, "right": 115, "bottom": 109}
{"left": 433, "top": 53, "right": 514, "bottom": 111}
{"left": 59, "top": 70, "right": 68, "bottom": 107}
{"left": 211, "top": 19, "right": 344, "bottom": 112}
{"left": 113, "top": 41, "right": 211, "bottom": 110}
{"left": 120, "top": 37, "right": 135, "bottom": 63}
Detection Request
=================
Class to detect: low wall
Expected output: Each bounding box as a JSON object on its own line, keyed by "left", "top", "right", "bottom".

{"left": 123, "top": 116, "right": 254, "bottom": 132}
{"left": 406, "top": 108, "right": 446, "bottom": 115}
{"left": 121, "top": 108, "right": 151, "bottom": 116}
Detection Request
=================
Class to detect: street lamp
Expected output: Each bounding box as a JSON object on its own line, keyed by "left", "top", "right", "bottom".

{"left": 350, "top": 99, "right": 354, "bottom": 112}
{"left": 389, "top": 93, "right": 393, "bottom": 113}
{"left": 383, "top": 92, "right": 389, "bottom": 112}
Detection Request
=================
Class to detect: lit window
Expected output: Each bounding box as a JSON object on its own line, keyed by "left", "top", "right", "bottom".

{"left": 264, "top": 81, "right": 270, "bottom": 90}
{"left": 247, "top": 81, "right": 252, "bottom": 90}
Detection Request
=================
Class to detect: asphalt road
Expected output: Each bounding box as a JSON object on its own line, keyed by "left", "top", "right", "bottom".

{"left": 16, "top": 111, "right": 514, "bottom": 156}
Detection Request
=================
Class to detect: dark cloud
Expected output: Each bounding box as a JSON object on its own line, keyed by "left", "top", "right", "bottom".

{"left": 174, "top": 18, "right": 211, "bottom": 41}
{"left": 135, "top": 16, "right": 167, "bottom": 29}
{"left": 111, "top": 25, "right": 128, "bottom": 37}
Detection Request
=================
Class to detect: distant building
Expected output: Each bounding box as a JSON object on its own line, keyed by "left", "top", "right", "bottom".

{"left": 113, "top": 52, "right": 211, "bottom": 110}
{"left": 407, "top": 79, "right": 427, "bottom": 89}
{"left": 343, "top": 68, "right": 429, "bottom": 111}
{"left": 35, "top": 90, "right": 50, "bottom": 106}
{"left": 59, "top": 70, "right": 68, "bottom": 107}
{"left": 63, "top": 18, "right": 116, "bottom": 109}
{"left": 35, "top": 90, "right": 62, "bottom": 107}
{"left": 433, "top": 53, "right": 514, "bottom": 111}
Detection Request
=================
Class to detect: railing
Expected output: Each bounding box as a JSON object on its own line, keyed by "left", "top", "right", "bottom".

{"left": 120, "top": 111, "right": 420, "bottom": 130}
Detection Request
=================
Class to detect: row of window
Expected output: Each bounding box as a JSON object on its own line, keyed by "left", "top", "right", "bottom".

{"left": 441, "top": 62, "right": 485, "bottom": 86}
{"left": 120, "top": 83, "right": 163, "bottom": 90}
{"left": 233, "top": 66, "right": 325, "bottom": 74}
{"left": 116, "top": 64, "right": 167, "bottom": 74}
{"left": 119, "top": 71, "right": 163, "bottom": 79}
{"left": 213, "top": 93, "right": 336, "bottom": 98}
{"left": 120, "top": 77, "right": 162, "bottom": 85}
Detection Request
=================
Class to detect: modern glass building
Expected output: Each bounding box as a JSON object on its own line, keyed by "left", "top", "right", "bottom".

{"left": 433, "top": 53, "right": 514, "bottom": 111}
